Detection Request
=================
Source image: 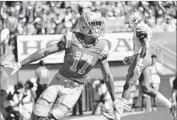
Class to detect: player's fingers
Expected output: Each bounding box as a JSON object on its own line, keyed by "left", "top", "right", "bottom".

{"left": 11, "top": 69, "right": 18, "bottom": 75}
{"left": 123, "top": 104, "right": 132, "bottom": 111}
{"left": 115, "top": 101, "right": 131, "bottom": 111}
{"left": 118, "top": 103, "right": 131, "bottom": 111}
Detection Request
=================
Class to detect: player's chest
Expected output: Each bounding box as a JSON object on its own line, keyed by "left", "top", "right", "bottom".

{"left": 66, "top": 43, "right": 102, "bottom": 65}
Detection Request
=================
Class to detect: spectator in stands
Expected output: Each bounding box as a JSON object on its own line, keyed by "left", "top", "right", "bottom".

{"left": 99, "top": 79, "right": 113, "bottom": 119}
{"left": 0, "top": 28, "right": 10, "bottom": 56}
{"left": 35, "top": 60, "right": 50, "bottom": 101}
{"left": 72, "top": 93, "right": 83, "bottom": 116}
{"left": 23, "top": 16, "right": 36, "bottom": 35}
{"left": 1, "top": 1, "right": 176, "bottom": 34}
{"left": 22, "top": 80, "right": 36, "bottom": 119}
{"left": 17, "top": 15, "right": 26, "bottom": 34}
{"left": 161, "top": 15, "right": 176, "bottom": 32}
{"left": 150, "top": 55, "right": 163, "bottom": 111}
{"left": 92, "top": 79, "right": 101, "bottom": 115}
{"left": 5, "top": 82, "right": 26, "bottom": 120}
{"left": 92, "top": 79, "right": 113, "bottom": 118}
{"left": 171, "top": 75, "right": 177, "bottom": 104}
{"left": 34, "top": 17, "right": 45, "bottom": 34}
{"left": 3, "top": 10, "right": 18, "bottom": 35}
{"left": 0, "top": 66, "right": 9, "bottom": 120}
{"left": 131, "top": 81, "right": 141, "bottom": 111}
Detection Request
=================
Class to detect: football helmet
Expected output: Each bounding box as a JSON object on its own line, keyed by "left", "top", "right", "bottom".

{"left": 125, "top": 10, "right": 143, "bottom": 27}
{"left": 78, "top": 12, "right": 105, "bottom": 38}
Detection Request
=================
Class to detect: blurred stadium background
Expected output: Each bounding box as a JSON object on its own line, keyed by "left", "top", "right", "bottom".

{"left": 0, "top": 1, "right": 176, "bottom": 120}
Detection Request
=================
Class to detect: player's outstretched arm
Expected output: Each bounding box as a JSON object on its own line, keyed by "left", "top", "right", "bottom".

{"left": 2, "top": 35, "right": 67, "bottom": 75}
{"left": 98, "top": 58, "right": 116, "bottom": 102}
{"left": 99, "top": 58, "right": 131, "bottom": 120}
{"left": 20, "top": 42, "right": 63, "bottom": 67}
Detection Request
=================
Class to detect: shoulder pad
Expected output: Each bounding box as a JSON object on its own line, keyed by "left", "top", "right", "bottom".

{"left": 136, "top": 24, "right": 150, "bottom": 39}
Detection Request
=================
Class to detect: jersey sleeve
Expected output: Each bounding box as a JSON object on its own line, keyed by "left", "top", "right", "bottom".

{"left": 58, "top": 31, "right": 73, "bottom": 49}
{"left": 99, "top": 42, "right": 109, "bottom": 60}
{"left": 136, "top": 24, "right": 152, "bottom": 40}
{"left": 136, "top": 25, "right": 149, "bottom": 40}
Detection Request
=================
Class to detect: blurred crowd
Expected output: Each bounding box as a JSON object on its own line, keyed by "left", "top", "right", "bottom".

{"left": 0, "top": 1, "right": 176, "bottom": 35}
{"left": 0, "top": 1, "right": 176, "bottom": 62}
{"left": 0, "top": 60, "right": 51, "bottom": 120}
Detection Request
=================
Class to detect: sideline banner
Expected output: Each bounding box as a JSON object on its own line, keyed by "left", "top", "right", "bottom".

{"left": 17, "top": 33, "right": 134, "bottom": 64}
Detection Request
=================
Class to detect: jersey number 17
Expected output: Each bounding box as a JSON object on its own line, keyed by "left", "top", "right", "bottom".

{"left": 70, "top": 51, "right": 93, "bottom": 74}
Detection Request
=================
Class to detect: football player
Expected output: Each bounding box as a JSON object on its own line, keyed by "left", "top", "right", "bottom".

{"left": 121, "top": 10, "right": 176, "bottom": 120}
{"left": 2, "top": 13, "right": 131, "bottom": 120}
{"left": 171, "top": 76, "right": 177, "bottom": 104}
{"left": 0, "top": 65, "right": 9, "bottom": 120}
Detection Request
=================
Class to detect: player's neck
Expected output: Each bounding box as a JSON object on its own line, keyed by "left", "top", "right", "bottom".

{"left": 83, "top": 35, "right": 96, "bottom": 45}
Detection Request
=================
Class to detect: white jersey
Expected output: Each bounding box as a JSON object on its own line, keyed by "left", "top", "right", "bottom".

{"left": 133, "top": 22, "right": 152, "bottom": 55}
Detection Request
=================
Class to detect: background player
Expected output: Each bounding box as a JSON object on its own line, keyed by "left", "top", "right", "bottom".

{"left": 0, "top": 65, "right": 9, "bottom": 120}
{"left": 121, "top": 10, "right": 176, "bottom": 120}
{"left": 3, "top": 13, "right": 131, "bottom": 120}
{"left": 171, "top": 75, "right": 177, "bottom": 104}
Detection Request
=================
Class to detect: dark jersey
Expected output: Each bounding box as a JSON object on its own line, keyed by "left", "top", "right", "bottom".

{"left": 59, "top": 32, "right": 108, "bottom": 83}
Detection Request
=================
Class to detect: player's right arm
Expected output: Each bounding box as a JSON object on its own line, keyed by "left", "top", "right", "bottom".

{"left": 20, "top": 39, "right": 65, "bottom": 67}
{"left": 2, "top": 32, "right": 72, "bottom": 75}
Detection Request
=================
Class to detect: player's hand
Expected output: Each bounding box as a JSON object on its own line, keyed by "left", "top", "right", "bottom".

{"left": 2, "top": 62, "right": 21, "bottom": 75}
{"left": 123, "top": 57, "right": 130, "bottom": 65}
{"left": 123, "top": 56, "right": 133, "bottom": 65}
{"left": 113, "top": 98, "right": 132, "bottom": 120}
{"left": 113, "top": 97, "right": 132, "bottom": 112}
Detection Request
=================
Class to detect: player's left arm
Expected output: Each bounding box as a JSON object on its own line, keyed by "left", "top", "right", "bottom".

{"left": 98, "top": 55, "right": 131, "bottom": 113}
{"left": 98, "top": 57, "right": 116, "bottom": 102}
{"left": 136, "top": 28, "right": 149, "bottom": 66}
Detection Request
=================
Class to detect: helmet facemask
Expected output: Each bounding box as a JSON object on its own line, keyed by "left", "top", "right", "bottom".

{"left": 125, "top": 10, "right": 143, "bottom": 28}
{"left": 79, "top": 13, "right": 105, "bottom": 38}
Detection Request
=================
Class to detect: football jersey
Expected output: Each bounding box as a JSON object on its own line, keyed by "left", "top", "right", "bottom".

{"left": 133, "top": 22, "right": 152, "bottom": 55}
{"left": 59, "top": 32, "right": 108, "bottom": 83}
